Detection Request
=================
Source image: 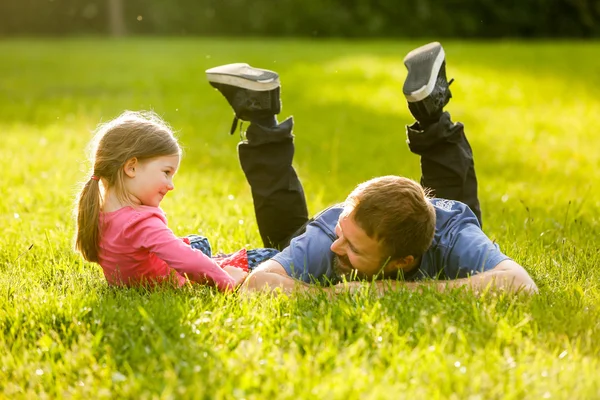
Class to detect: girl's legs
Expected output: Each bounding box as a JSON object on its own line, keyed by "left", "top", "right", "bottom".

{"left": 186, "top": 234, "right": 280, "bottom": 270}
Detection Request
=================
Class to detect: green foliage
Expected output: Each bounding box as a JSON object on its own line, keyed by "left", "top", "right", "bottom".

{"left": 2, "top": 0, "right": 600, "bottom": 37}
{"left": 1, "top": 39, "right": 599, "bottom": 398}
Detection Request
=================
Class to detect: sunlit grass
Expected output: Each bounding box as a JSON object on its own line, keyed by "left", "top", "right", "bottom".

{"left": 0, "top": 39, "right": 599, "bottom": 398}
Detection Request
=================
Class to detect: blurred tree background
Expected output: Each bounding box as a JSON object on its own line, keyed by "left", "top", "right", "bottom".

{"left": 1, "top": 0, "right": 599, "bottom": 37}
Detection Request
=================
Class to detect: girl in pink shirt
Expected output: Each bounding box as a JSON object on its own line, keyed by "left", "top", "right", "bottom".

{"left": 74, "top": 111, "right": 249, "bottom": 290}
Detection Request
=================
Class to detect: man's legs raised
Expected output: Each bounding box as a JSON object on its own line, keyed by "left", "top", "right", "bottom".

{"left": 402, "top": 42, "right": 482, "bottom": 225}
{"left": 206, "top": 63, "right": 309, "bottom": 249}
{"left": 238, "top": 119, "right": 309, "bottom": 250}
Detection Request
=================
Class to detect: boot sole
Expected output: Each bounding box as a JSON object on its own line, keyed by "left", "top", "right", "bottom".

{"left": 206, "top": 63, "right": 280, "bottom": 91}
{"left": 403, "top": 42, "right": 445, "bottom": 102}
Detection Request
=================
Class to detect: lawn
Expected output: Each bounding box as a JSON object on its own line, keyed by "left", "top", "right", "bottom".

{"left": 0, "top": 38, "right": 599, "bottom": 399}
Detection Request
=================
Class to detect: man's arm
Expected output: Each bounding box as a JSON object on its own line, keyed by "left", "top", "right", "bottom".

{"left": 245, "top": 259, "right": 538, "bottom": 295}
{"left": 338, "top": 259, "right": 538, "bottom": 295}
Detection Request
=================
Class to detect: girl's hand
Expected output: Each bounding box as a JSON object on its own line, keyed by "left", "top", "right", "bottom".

{"left": 222, "top": 265, "right": 249, "bottom": 288}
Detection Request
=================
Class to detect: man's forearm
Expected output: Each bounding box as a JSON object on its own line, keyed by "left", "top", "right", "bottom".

{"left": 335, "top": 260, "right": 538, "bottom": 295}
{"left": 439, "top": 260, "right": 537, "bottom": 294}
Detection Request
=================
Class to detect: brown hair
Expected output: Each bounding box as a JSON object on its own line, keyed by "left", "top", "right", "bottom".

{"left": 75, "top": 111, "right": 181, "bottom": 263}
{"left": 345, "top": 175, "right": 436, "bottom": 262}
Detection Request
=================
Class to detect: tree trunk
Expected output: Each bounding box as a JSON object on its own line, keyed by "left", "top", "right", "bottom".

{"left": 107, "top": 0, "right": 126, "bottom": 36}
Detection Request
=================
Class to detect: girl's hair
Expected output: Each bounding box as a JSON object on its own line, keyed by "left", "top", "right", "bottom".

{"left": 75, "top": 111, "right": 181, "bottom": 263}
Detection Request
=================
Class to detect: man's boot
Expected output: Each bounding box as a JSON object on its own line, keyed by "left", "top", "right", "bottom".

{"left": 403, "top": 42, "right": 454, "bottom": 126}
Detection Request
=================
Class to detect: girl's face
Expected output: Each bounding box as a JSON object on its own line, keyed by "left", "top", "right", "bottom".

{"left": 124, "top": 155, "right": 180, "bottom": 207}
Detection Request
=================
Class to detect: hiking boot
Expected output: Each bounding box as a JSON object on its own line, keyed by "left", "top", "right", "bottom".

{"left": 403, "top": 42, "right": 454, "bottom": 124}
{"left": 206, "top": 63, "right": 281, "bottom": 134}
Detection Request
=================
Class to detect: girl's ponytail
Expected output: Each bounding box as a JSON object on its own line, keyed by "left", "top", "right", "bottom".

{"left": 75, "top": 176, "right": 102, "bottom": 262}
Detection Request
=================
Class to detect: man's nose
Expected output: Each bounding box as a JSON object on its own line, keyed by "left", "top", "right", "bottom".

{"left": 330, "top": 237, "right": 345, "bottom": 255}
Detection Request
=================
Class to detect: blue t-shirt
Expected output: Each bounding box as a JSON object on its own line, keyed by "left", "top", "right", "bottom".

{"left": 271, "top": 198, "right": 510, "bottom": 284}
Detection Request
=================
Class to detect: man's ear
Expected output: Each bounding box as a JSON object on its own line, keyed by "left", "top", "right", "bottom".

{"left": 384, "top": 255, "right": 415, "bottom": 274}
{"left": 123, "top": 157, "right": 138, "bottom": 178}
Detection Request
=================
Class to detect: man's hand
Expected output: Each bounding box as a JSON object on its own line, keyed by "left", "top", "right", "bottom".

{"left": 222, "top": 265, "right": 249, "bottom": 289}
{"left": 242, "top": 260, "right": 310, "bottom": 294}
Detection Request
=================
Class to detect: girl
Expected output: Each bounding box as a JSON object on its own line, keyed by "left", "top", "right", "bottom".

{"left": 75, "top": 110, "right": 260, "bottom": 290}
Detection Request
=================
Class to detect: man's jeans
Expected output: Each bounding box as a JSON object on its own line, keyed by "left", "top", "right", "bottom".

{"left": 238, "top": 113, "right": 481, "bottom": 250}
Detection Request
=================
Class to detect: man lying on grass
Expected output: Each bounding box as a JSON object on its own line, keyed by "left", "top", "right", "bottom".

{"left": 206, "top": 42, "right": 537, "bottom": 295}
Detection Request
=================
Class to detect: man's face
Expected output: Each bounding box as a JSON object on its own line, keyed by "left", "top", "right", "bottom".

{"left": 330, "top": 209, "right": 387, "bottom": 280}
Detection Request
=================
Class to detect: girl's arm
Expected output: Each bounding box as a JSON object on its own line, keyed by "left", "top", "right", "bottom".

{"left": 127, "top": 213, "right": 241, "bottom": 290}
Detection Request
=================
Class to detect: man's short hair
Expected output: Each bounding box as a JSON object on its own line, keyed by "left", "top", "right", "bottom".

{"left": 345, "top": 175, "right": 436, "bottom": 261}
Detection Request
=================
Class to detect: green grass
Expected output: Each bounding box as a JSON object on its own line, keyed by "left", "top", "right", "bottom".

{"left": 1, "top": 38, "right": 599, "bottom": 399}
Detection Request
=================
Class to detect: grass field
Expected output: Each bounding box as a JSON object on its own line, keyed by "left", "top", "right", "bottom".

{"left": 0, "top": 39, "right": 599, "bottom": 399}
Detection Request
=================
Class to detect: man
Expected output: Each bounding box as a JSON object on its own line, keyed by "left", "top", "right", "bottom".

{"left": 206, "top": 42, "right": 537, "bottom": 294}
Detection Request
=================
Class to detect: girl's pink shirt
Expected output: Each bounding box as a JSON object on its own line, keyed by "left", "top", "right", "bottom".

{"left": 98, "top": 205, "right": 236, "bottom": 290}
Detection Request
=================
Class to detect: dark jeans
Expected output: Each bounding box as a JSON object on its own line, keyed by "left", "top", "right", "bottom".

{"left": 238, "top": 112, "right": 481, "bottom": 250}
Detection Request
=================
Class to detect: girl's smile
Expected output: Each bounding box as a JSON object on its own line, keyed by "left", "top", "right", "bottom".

{"left": 124, "top": 155, "right": 180, "bottom": 207}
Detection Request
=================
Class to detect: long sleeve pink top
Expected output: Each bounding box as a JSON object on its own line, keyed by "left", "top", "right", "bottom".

{"left": 98, "top": 206, "right": 236, "bottom": 290}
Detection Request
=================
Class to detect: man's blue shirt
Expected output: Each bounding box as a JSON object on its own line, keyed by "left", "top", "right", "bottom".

{"left": 271, "top": 198, "right": 510, "bottom": 284}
